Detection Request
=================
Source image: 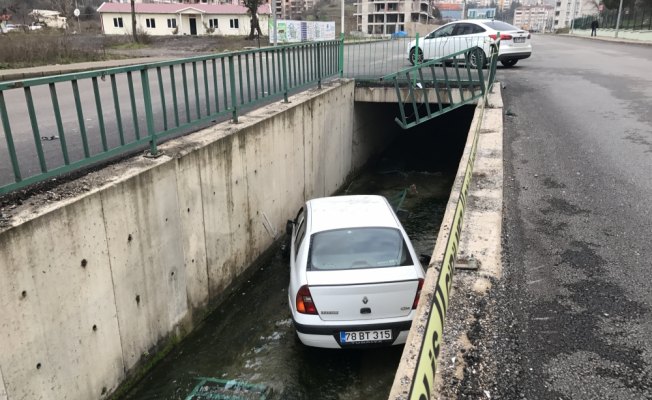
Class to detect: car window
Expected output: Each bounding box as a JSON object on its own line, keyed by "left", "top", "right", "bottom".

{"left": 308, "top": 227, "right": 414, "bottom": 271}
{"left": 453, "top": 23, "right": 475, "bottom": 36}
{"left": 470, "top": 24, "right": 486, "bottom": 34}
{"left": 432, "top": 24, "right": 455, "bottom": 38}
{"left": 484, "top": 21, "right": 519, "bottom": 31}
{"left": 294, "top": 213, "right": 306, "bottom": 259}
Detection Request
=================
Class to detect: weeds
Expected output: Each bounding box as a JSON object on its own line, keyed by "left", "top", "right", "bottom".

{"left": 0, "top": 31, "right": 107, "bottom": 68}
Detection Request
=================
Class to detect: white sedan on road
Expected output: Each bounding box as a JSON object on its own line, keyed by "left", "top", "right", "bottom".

{"left": 407, "top": 19, "right": 532, "bottom": 68}
{"left": 287, "top": 195, "right": 425, "bottom": 349}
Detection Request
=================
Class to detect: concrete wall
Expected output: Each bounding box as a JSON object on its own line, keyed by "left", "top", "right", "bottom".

{"left": 0, "top": 80, "right": 394, "bottom": 400}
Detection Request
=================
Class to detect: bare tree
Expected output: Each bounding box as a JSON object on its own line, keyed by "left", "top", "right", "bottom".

{"left": 50, "top": 0, "right": 74, "bottom": 18}
{"left": 244, "top": 0, "right": 264, "bottom": 39}
{"left": 131, "top": 0, "right": 138, "bottom": 42}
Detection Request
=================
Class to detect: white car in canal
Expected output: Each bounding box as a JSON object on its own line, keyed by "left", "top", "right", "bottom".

{"left": 287, "top": 195, "right": 425, "bottom": 349}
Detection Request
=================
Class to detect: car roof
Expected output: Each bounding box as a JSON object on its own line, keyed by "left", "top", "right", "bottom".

{"left": 307, "top": 195, "right": 400, "bottom": 233}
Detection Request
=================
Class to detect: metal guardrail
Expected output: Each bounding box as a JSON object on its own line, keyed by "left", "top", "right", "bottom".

{"left": 0, "top": 40, "right": 341, "bottom": 195}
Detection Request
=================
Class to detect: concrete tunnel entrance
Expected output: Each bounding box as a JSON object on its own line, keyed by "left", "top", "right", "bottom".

{"left": 118, "top": 103, "right": 476, "bottom": 400}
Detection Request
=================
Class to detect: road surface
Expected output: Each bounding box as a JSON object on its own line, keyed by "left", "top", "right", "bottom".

{"left": 448, "top": 34, "right": 652, "bottom": 399}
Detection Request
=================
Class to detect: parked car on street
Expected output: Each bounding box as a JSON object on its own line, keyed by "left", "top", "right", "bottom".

{"left": 407, "top": 19, "right": 532, "bottom": 68}
{"left": 287, "top": 195, "right": 425, "bottom": 349}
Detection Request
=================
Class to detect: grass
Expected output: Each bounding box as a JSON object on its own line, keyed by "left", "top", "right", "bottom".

{"left": 0, "top": 31, "right": 109, "bottom": 69}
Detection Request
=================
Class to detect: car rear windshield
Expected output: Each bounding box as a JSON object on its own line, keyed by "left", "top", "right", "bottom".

{"left": 484, "top": 21, "right": 520, "bottom": 31}
{"left": 308, "top": 227, "right": 413, "bottom": 270}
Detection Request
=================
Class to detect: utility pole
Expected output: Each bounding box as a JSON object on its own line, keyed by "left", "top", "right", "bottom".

{"left": 341, "top": 0, "right": 345, "bottom": 37}
{"left": 614, "top": 0, "right": 624, "bottom": 38}
{"left": 569, "top": 0, "right": 576, "bottom": 33}
{"left": 131, "top": 0, "right": 138, "bottom": 43}
{"left": 273, "top": 0, "right": 277, "bottom": 45}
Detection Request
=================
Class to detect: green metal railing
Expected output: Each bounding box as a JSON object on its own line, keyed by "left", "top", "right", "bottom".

{"left": 378, "top": 37, "right": 501, "bottom": 129}
{"left": 0, "top": 40, "right": 341, "bottom": 195}
{"left": 1, "top": 34, "right": 500, "bottom": 195}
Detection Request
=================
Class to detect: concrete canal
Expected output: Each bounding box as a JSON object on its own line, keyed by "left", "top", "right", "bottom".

{"left": 120, "top": 105, "right": 475, "bottom": 400}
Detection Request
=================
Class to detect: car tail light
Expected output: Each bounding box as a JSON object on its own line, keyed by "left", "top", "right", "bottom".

{"left": 489, "top": 34, "right": 513, "bottom": 40}
{"left": 412, "top": 278, "right": 425, "bottom": 309}
{"left": 296, "top": 285, "right": 318, "bottom": 314}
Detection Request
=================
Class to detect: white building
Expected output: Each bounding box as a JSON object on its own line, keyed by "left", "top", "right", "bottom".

{"left": 553, "top": 0, "right": 585, "bottom": 29}
{"left": 513, "top": 5, "right": 554, "bottom": 31}
{"left": 97, "top": 2, "right": 271, "bottom": 36}
{"left": 354, "top": 0, "right": 434, "bottom": 35}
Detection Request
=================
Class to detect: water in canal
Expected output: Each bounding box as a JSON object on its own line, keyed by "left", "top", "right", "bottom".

{"left": 121, "top": 106, "right": 473, "bottom": 400}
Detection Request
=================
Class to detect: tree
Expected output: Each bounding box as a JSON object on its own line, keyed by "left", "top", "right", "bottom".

{"left": 131, "top": 0, "right": 138, "bottom": 43}
{"left": 244, "top": 0, "right": 264, "bottom": 39}
{"left": 50, "top": 0, "right": 74, "bottom": 18}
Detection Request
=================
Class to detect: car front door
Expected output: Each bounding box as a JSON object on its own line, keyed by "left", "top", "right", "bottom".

{"left": 422, "top": 23, "right": 456, "bottom": 60}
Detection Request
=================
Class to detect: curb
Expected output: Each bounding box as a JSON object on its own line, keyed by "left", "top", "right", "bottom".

{"left": 563, "top": 33, "right": 652, "bottom": 46}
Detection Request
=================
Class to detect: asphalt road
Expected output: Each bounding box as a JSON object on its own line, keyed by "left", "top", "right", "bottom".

{"left": 492, "top": 35, "right": 652, "bottom": 399}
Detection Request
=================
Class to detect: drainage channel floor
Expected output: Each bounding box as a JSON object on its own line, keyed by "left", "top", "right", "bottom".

{"left": 121, "top": 133, "right": 463, "bottom": 400}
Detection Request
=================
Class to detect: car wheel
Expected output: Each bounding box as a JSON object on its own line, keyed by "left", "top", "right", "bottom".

{"left": 409, "top": 47, "right": 424, "bottom": 66}
{"left": 466, "top": 47, "right": 486, "bottom": 69}
{"left": 501, "top": 59, "right": 518, "bottom": 67}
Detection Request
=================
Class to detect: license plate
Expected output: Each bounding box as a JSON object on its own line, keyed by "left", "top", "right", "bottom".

{"left": 340, "top": 329, "right": 392, "bottom": 344}
{"left": 514, "top": 37, "right": 525, "bottom": 43}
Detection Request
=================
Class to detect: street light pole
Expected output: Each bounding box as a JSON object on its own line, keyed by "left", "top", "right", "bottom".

{"left": 273, "top": 0, "right": 278, "bottom": 46}
{"left": 614, "top": 0, "right": 624, "bottom": 38}
{"left": 341, "top": 0, "right": 345, "bottom": 37}
{"left": 569, "top": 0, "right": 576, "bottom": 33}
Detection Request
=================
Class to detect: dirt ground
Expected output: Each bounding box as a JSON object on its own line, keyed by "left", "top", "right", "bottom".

{"left": 106, "top": 35, "right": 269, "bottom": 59}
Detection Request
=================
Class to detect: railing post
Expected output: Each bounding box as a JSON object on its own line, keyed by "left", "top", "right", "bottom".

{"left": 228, "top": 55, "right": 238, "bottom": 123}
{"left": 317, "top": 42, "right": 322, "bottom": 89}
{"left": 413, "top": 33, "right": 420, "bottom": 87}
{"left": 282, "top": 47, "right": 289, "bottom": 103}
{"left": 140, "top": 67, "right": 158, "bottom": 156}
{"left": 339, "top": 33, "right": 344, "bottom": 77}
{"left": 415, "top": 33, "right": 420, "bottom": 68}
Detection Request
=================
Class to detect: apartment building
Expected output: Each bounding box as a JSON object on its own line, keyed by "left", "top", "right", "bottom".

{"left": 513, "top": 4, "right": 554, "bottom": 31}
{"left": 553, "top": 0, "right": 583, "bottom": 29}
{"left": 354, "top": 0, "right": 434, "bottom": 35}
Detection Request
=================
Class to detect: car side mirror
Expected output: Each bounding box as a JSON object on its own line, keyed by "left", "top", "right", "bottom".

{"left": 286, "top": 220, "right": 294, "bottom": 235}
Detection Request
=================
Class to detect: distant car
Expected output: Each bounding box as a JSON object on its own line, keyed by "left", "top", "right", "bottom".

{"left": 392, "top": 30, "right": 408, "bottom": 38}
{"left": 287, "top": 195, "right": 425, "bottom": 349}
{"left": 2, "top": 23, "right": 18, "bottom": 32}
{"left": 28, "top": 23, "right": 43, "bottom": 30}
{"left": 407, "top": 19, "right": 532, "bottom": 68}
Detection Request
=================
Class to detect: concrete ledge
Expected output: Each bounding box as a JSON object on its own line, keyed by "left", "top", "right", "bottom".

{"left": 355, "top": 85, "right": 480, "bottom": 104}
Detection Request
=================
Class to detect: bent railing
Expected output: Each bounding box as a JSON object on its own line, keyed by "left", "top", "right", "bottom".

{"left": 378, "top": 38, "right": 500, "bottom": 129}
{"left": 0, "top": 40, "right": 341, "bottom": 195}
